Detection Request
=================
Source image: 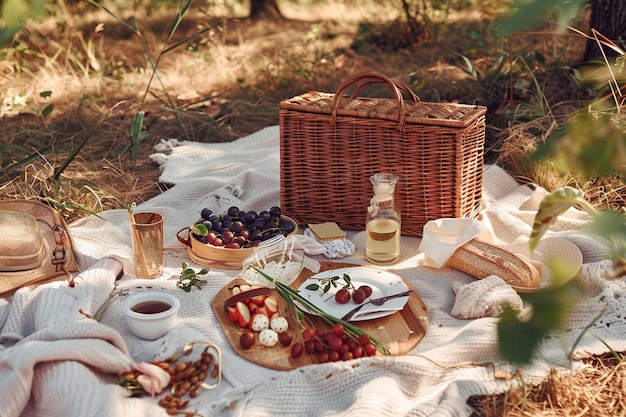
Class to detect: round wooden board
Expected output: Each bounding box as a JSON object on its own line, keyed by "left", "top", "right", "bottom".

{"left": 212, "top": 262, "right": 429, "bottom": 370}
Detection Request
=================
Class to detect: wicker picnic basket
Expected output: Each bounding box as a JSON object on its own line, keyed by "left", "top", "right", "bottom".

{"left": 279, "top": 72, "right": 487, "bottom": 236}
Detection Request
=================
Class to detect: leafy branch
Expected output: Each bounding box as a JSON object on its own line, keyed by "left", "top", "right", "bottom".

{"left": 177, "top": 262, "right": 209, "bottom": 292}
{"left": 304, "top": 273, "right": 354, "bottom": 294}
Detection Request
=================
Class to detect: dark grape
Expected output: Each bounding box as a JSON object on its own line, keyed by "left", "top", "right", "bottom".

{"left": 200, "top": 208, "right": 214, "bottom": 220}
{"left": 259, "top": 210, "right": 271, "bottom": 222}
{"left": 194, "top": 205, "right": 294, "bottom": 250}
{"left": 252, "top": 218, "right": 266, "bottom": 231}
{"left": 231, "top": 220, "right": 244, "bottom": 233}
{"left": 262, "top": 230, "right": 280, "bottom": 240}
{"left": 243, "top": 211, "right": 258, "bottom": 225}
{"left": 195, "top": 235, "right": 208, "bottom": 244}
{"left": 280, "top": 220, "right": 295, "bottom": 235}
{"left": 249, "top": 230, "right": 263, "bottom": 241}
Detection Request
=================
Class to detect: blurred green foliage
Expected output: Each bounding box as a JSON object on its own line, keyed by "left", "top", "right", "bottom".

{"left": 487, "top": 0, "right": 626, "bottom": 368}
{"left": 495, "top": 0, "right": 589, "bottom": 34}
{"left": 0, "top": 0, "right": 51, "bottom": 43}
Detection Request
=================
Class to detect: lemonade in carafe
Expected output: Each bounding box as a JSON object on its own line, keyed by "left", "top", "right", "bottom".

{"left": 366, "top": 173, "right": 400, "bottom": 264}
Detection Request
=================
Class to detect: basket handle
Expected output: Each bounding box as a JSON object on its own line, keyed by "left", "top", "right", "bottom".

{"left": 177, "top": 226, "right": 191, "bottom": 247}
{"left": 331, "top": 72, "right": 420, "bottom": 131}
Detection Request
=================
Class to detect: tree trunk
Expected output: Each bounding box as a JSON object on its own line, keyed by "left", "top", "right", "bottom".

{"left": 583, "top": 0, "right": 626, "bottom": 61}
{"left": 249, "top": 0, "right": 283, "bottom": 20}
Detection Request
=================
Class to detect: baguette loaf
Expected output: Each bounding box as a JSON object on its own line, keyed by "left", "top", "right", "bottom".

{"left": 445, "top": 238, "right": 541, "bottom": 288}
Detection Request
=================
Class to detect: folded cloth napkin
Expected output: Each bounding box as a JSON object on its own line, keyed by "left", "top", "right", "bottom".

{"left": 303, "top": 228, "right": 356, "bottom": 259}
{"left": 419, "top": 218, "right": 493, "bottom": 268}
{"left": 450, "top": 275, "right": 525, "bottom": 319}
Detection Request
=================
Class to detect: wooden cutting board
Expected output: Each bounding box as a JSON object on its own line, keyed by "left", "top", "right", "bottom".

{"left": 212, "top": 262, "right": 428, "bottom": 370}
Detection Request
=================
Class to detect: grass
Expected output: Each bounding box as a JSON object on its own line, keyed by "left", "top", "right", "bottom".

{"left": 1, "top": 1, "right": 497, "bottom": 222}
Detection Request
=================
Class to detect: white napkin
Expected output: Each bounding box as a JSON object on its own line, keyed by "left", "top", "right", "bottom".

{"left": 450, "top": 275, "right": 525, "bottom": 319}
{"left": 303, "top": 228, "right": 356, "bottom": 259}
{"left": 419, "top": 218, "right": 493, "bottom": 268}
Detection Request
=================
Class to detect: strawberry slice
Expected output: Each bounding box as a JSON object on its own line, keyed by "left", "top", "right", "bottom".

{"left": 264, "top": 296, "right": 279, "bottom": 316}
{"left": 226, "top": 306, "right": 238, "bottom": 323}
{"left": 255, "top": 306, "right": 269, "bottom": 317}
{"left": 235, "top": 301, "right": 251, "bottom": 328}
{"left": 250, "top": 294, "right": 268, "bottom": 307}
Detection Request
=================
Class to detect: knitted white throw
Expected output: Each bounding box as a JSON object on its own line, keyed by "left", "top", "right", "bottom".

{"left": 3, "top": 126, "right": 623, "bottom": 417}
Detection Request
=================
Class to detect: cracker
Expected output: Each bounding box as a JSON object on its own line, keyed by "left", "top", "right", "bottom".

{"left": 308, "top": 222, "right": 346, "bottom": 242}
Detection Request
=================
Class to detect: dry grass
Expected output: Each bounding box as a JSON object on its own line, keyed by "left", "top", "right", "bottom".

{"left": 469, "top": 355, "right": 626, "bottom": 417}
{"left": 496, "top": 113, "right": 626, "bottom": 213}
{"left": 2, "top": 1, "right": 488, "bottom": 220}
{"left": 1, "top": 1, "right": 625, "bottom": 415}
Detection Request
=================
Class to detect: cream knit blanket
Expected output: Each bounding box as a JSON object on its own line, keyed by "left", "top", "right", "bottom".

{"left": 2, "top": 126, "right": 623, "bottom": 417}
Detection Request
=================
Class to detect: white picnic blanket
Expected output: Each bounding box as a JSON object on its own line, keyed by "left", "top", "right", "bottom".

{"left": 1, "top": 125, "right": 623, "bottom": 417}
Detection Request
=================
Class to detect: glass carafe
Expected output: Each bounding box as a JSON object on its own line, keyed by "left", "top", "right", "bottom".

{"left": 365, "top": 173, "right": 401, "bottom": 264}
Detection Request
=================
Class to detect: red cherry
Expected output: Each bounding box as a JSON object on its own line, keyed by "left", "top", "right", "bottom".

{"left": 334, "top": 288, "right": 351, "bottom": 304}
{"left": 332, "top": 323, "right": 344, "bottom": 337}
{"left": 302, "top": 329, "right": 316, "bottom": 341}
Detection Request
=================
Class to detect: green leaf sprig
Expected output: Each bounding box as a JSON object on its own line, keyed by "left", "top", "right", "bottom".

{"left": 305, "top": 273, "right": 354, "bottom": 294}
{"left": 251, "top": 266, "right": 390, "bottom": 356}
{"left": 177, "top": 262, "right": 209, "bottom": 292}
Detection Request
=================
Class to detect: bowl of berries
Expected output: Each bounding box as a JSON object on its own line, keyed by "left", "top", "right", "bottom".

{"left": 177, "top": 205, "right": 298, "bottom": 269}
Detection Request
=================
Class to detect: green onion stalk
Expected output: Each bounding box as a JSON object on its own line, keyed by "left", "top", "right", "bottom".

{"left": 251, "top": 266, "right": 390, "bottom": 356}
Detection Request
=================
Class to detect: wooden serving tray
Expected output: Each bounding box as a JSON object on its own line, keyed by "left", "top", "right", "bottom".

{"left": 212, "top": 262, "right": 428, "bottom": 370}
